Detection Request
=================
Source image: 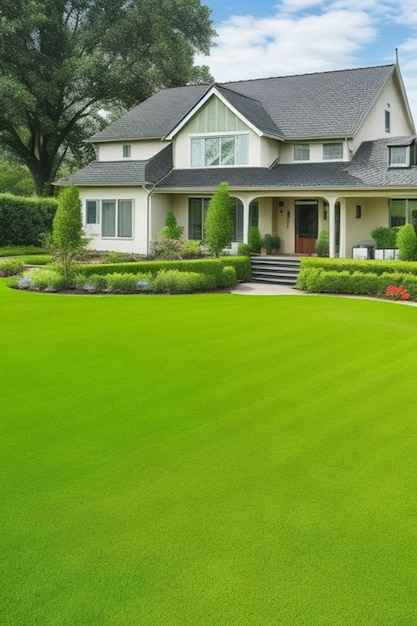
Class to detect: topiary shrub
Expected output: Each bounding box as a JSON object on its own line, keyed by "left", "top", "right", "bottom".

{"left": 159, "top": 211, "right": 184, "bottom": 240}
{"left": 205, "top": 182, "right": 233, "bottom": 257}
{"left": 396, "top": 224, "right": 417, "bottom": 261}
{"left": 370, "top": 226, "right": 398, "bottom": 249}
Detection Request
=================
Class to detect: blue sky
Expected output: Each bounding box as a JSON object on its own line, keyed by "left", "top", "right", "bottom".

{"left": 197, "top": 0, "right": 417, "bottom": 125}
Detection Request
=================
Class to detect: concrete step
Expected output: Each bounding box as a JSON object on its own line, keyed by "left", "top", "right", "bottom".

{"left": 250, "top": 256, "right": 301, "bottom": 286}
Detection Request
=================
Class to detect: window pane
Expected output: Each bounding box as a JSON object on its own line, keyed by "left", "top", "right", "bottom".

{"left": 123, "top": 145, "right": 131, "bottom": 158}
{"left": 220, "top": 136, "right": 235, "bottom": 165}
{"left": 189, "top": 199, "right": 203, "bottom": 239}
{"left": 102, "top": 201, "right": 116, "bottom": 237}
{"left": 390, "top": 147, "right": 407, "bottom": 165}
{"left": 294, "top": 144, "right": 309, "bottom": 161}
{"left": 323, "top": 143, "right": 343, "bottom": 160}
{"left": 205, "top": 138, "right": 220, "bottom": 166}
{"left": 232, "top": 200, "right": 243, "bottom": 241}
{"left": 191, "top": 138, "right": 204, "bottom": 167}
{"left": 118, "top": 200, "right": 132, "bottom": 237}
{"left": 236, "top": 134, "right": 249, "bottom": 165}
{"left": 249, "top": 202, "right": 259, "bottom": 227}
{"left": 390, "top": 200, "right": 406, "bottom": 228}
{"left": 86, "top": 200, "right": 98, "bottom": 224}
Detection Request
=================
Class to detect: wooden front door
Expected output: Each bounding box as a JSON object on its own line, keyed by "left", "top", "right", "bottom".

{"left": 295, "top": 201, "right": 318, "bottom": 254}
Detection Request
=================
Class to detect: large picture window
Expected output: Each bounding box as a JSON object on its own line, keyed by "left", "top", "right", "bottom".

{"left": 390, "top": 199, "right": 417, "bottom": 230}
{"left": 191, "top": 134, "right": 249, "bottom": 167}
{"left": 188, "top": 197, "right": 243, "bottom": 241}
{"left": 101, "top": 200, "right": 133, "bottom": 238}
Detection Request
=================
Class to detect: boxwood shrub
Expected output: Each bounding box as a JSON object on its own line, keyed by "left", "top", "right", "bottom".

{"left": 77, "top": 256, "right": 251, "bottom": 285}
{"left": 0, "top": 194, "right": 58, "bottom": 246}
{"left": 300, "top": 257, "right": 417, "bottom": 276}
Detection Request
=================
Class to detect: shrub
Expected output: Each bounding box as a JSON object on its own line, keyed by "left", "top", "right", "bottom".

{"left": 237, "top": 243, "right": 251, "bottom": 256}
{"left": 151, "top": 270, "right": 216, "bottom": 294}
{"left": 248, "top": 227, "right": 262, "bottom": 253}
{"left": 396, "top": 224, "right": 417, "bottom": 261}
{"left": 151, "top": 236, "right": 183, "bottom": 260}
{"left": 26, "top": 268, "right": 67, "bottom": 292}
{"left": 104, "top": 251, "right": 137, "bottom": 264}
{"left": 0, "top": 194, "right": 58, "bottom": 246}
{"left": 159, "top": 211, "right": 184, "bottom": 240}
{"left": 106, "top": 272, "right": 145, "bottom": 294}
{"left": 76, "top": 273, "right": 109, "bottom": 293}
{"left": 0, "top": 258, "right": 24, "bottom": 276}
{"left": 205, "top": 182, "right": 233, "bottom": 257}
{"left": 181, "top": 240, "right": 204, "bottom": 258}
{"left": 316, "top": 230, "right": 329, "bottom": 257}
{"left": 218, "top": 266, "right": 237, "bottom": 288}
{"left": 370, "top": 226, "right": 398, "bottom": 249}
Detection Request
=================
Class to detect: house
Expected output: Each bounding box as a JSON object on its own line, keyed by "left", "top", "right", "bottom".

{"left": 58, "top": 63, "right": 417, "bottom": 258}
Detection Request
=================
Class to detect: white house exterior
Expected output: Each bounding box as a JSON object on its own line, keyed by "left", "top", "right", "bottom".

{"left": 58, "top": 64, "right": 417, "bottom": 258}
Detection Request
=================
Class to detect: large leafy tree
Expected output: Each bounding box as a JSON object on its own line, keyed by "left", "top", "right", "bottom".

{"left": 0, "top": 0, "right": 215, "bottom": 195}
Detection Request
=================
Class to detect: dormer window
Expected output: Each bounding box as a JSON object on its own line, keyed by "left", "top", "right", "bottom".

{"left": 323, "top": 143, "right": 343, "bottom": 160}
{"left": 389, "top": 146, "right": 409, "bottom": 167}
{"left": 122, "top": 144, "right": 131, "bottom": 158}
{"left": 294, "top": 144, "right": 310, "bottom": 161}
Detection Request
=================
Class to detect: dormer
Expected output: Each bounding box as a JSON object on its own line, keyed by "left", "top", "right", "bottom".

{"left": 388, "top": 137, "right": 417, "bottom": 168}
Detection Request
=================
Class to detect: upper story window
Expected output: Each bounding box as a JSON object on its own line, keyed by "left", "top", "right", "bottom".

{"left": 323, "top": 143, "right": 343, "bottom": 160}
{"left": 122, "top": 144, "right": 132, "bottom": 158}
{"left": 294, "top": 144, "right": 310, "bottom": 161}
{"left": 385, "top": 110, "right": 391, "bottom": 133}
{"left": 389, "top": 146, "right": 408, "bottom": 167}
{"left": 191, "top": 134, "right": 249, "bottom": 167}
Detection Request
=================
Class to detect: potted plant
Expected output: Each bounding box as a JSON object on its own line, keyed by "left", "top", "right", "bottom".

{"left": 261, "top": 234, "right": 280, "bottom": 255}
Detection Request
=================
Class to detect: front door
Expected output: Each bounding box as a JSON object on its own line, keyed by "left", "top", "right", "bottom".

{"left": 295, "top": 200, "right": 318, "bottom": 254}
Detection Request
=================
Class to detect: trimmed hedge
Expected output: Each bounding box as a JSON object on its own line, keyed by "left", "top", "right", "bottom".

{"left": 78, "top": 256, "right": 251, "bottom": 283}
{"left": 0, "top": 194, "right": 58, "bottom": 246}
{"left": 299, "top": 256, "right": 417, "bottom": 276}
{"left": 297, "top": 267, "right": 417, "bottom": 301}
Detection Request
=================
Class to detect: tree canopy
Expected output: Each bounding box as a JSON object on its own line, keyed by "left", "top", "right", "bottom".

{"left": 0, "top": 0, "right": 215, "bottom": 195}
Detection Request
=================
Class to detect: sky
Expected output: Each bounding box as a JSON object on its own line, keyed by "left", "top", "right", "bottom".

{"left": 196, "top": 0, "right": 417, "bottom": 126}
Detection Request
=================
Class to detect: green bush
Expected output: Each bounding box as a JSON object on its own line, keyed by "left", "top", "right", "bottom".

{"left": 104, "top": 251, "right": 138, "bottom": 264}
{"left": 237, "top": 243, "right": 251, "bottom": 256}
{"left": 106, "top": 273, "right": 144, "bottom": 294}
{"left": 23, "top": 268, "right": 67, "bottom": 292}
{"left": 159, "top": 211, "right": 184, "bottom": 240}
{"left": 316, "top": 230, "right": 329, "bottom": 257}
{"left": 76, "top": 274, "right": 109, "bottom": 293}
{"left": 370, "top": 226, "right": 398, "bottom": 249}
{"left": 151, "top": 236, "right": 183, "bottom": 260}
{"left": 0, "top": 246, "right": 46, "bottom": 257}
{"left": 0, "top": 258, "right": 24, "bottom": 276}
{"left": 151, "top": 270, "right": 216, "bottom": 294}
{"left": 180, "top": 240, "right": 204, "bottom": 258}
{"left": 261, "top": 234, "right": 280, "bottom": 254}
{"left": 248, "top": 227, "right": 262, "bottom": 253}
{"left": 0, "top": 194, "right": 58, "bottom": 246}
{"left": 396, "top": 224, "right": 417, "bottom": 261}
{"left": 218, "top": 266, "right": 237, "bottom": 288}
{"left": 299, "top": 257, "right": 417, "bottom": 276}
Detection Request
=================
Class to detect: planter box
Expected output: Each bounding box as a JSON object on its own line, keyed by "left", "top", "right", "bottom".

{"left": 374, "top": 249, "right": 398, "bottom": 261}
{"left": 352, "top": 247, "right": 369, "bottom": 260}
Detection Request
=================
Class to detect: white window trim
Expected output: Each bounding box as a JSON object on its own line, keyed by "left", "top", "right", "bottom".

{"left": 190, "top": 131, "right": 249, "bottom": 168}
{"left": 322, "top": 142, "right": 344, "bottom": 161}
{"left": 389, "top": 146, "right": 410, "bottom": 168}
{"left": 91, "top": 199, "right": 134, "bottom": 239}
{"left": 293, "top": 144, "right": 310, "bottom": 162}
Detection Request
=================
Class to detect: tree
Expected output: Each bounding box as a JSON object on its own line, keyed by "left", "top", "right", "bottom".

{"left": 396, "top": 224, "right": 417, "bottom": 261}
{"left": 160, "top": 211, "right": 184, "bottom": 240}
{"left": 0, "top": 0, "right": 215, "bottom": 195}
{"left": 49, "top": 186, "right": 89, "bottom": 285}
{"left": 205, "top": 182, "right": 233, "bottom": 257}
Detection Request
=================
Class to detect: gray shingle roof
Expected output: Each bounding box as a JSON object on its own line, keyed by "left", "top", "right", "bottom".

{"left": 57, "top": 145, "right": 173, "bottom": 187}
{"left": 88, "top": 64, "right": 397, "bottom": 143}
{"left": 156, "top": 136, "right": 417, "bottom": 191}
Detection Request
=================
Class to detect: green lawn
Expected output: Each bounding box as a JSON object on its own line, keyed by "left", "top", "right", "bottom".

{"left": 1, "top": 281, "right": 416, "bottom": 625}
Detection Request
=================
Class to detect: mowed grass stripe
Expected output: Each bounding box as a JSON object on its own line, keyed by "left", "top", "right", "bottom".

{"left": 1, "top": 282, "right": 416, "bottom": 624}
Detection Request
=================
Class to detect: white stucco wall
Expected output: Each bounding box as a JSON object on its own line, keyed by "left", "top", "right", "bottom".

{"left": 343, "top": 197, "right": 389, "bottom": 255}
{"left": 351, "top": 76, "right": 414, "bottom": 153}
{"left": 96, "top": 140, "right": 165, "bottom": 161}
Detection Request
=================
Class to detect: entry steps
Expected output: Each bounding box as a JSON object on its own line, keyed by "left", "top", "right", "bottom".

{"left": 250, "top": 256, "right": 301, "bottom": 286}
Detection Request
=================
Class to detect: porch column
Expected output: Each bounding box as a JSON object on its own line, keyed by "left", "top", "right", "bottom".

{"left": 339, "top": 198, "right": 347, "bottom": 258}
{"left": 243, "top": 200, "right": 250, "bottom": 244}
{"left": 328, "top": 196, "right": 337, "bottom": 258}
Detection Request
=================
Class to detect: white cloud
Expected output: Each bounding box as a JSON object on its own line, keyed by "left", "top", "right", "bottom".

{"left": 198, "top": 1, "right": 417, "bottom": 127}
